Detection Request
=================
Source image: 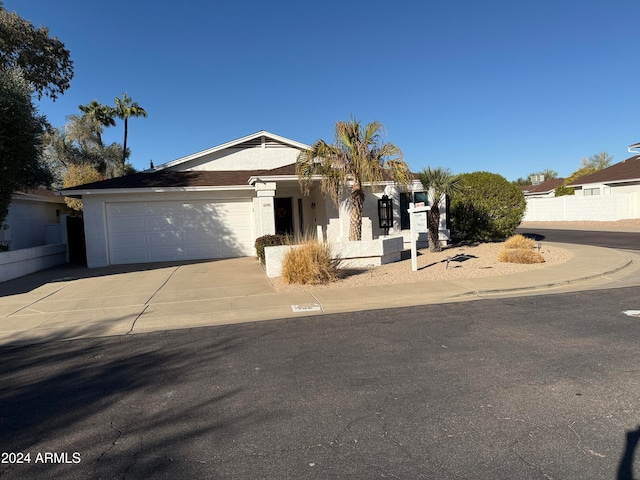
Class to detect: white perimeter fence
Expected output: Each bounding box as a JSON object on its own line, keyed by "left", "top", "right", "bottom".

{"left": 523, "top": 193, "right": 639, "bottom": 222}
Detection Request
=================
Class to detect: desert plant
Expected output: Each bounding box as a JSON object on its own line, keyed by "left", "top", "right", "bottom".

{"left": 297, "top": 118, "right": 411, "bottom": 241}
{"left": 498, "top": 248, "right": 544, "bottom": 264}
{"left": 254, "top": 234, "right": 290, "bottom": 264}
{"left": 418, "top": 166, "right": 461, "bottom": 252}
{"left": 503, "top": 234, "right": 536, "bottom": 250}
{"left": 281, "top": 240, "right": 340, "bottom": 285}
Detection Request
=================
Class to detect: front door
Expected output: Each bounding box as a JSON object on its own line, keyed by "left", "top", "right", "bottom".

{"left": 274, "top": 197, "right": 294, "bottom": 235}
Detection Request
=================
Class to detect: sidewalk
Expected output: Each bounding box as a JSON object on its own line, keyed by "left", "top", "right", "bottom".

{"left": 0, "top": 242, "right": 636, "bottom": 346}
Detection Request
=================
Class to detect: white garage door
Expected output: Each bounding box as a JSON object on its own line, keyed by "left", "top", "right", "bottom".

{"left": 106, "top": 200, "right": 254, "bottom": 264}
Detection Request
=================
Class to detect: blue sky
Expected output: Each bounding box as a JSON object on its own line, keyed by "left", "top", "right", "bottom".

{"left": 7, "top": 0, "right": 640, "bottom": 181}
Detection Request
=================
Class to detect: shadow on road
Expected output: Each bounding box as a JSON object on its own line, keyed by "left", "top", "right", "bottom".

{"left": 0, "top": 329, "right": 282, "bottom": 478}
{"left": 519, "top": 232, "right": 546, "bottom": 242}
{"left": 618, "top": 425, "right": 640, "bottom": 480}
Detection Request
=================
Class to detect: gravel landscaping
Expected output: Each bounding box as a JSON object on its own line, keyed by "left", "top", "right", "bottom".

{"left": 271, "top": 219, "right": 639, "bottom": 292}
{"left": 271, "top": 240, "right": 572, "bottom": 293}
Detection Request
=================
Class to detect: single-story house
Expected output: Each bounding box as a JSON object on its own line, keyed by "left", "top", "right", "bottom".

{"left": 2, "top": 189, "right": 70, "bottom": 250}
{"left": 568, "top": 154, "right": 640, "bottom": 196}
{"left": 60, "top": 131, "right": 445, "bottom": 268}
{"left": 521, "top": 178, "right": 565, "bottom": 198}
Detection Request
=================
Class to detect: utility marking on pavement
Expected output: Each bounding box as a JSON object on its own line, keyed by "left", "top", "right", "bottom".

{"left": 291, "top": 303, "right": 322, "bottom": 313}
{"left": 622, "top": 310, "right": 640, "bottom": 317}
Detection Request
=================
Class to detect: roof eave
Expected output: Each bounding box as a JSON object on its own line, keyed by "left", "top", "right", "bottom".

{"left": 569, "top": 177, "right": 640, "bottom": 188}
{"left": 12, "top": 192, "right": 66, "bottom": 204}
{"left": 57, "top": 185, "right": 256, "bottom": 197}
{"left": 248, "top": 174, "right": 302, "bottom": 184}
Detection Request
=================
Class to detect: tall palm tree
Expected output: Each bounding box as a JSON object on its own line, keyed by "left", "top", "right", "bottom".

{"left": 297, "top": 119, "right": 411, "bottom": 241}
{"left": 418, "top": 166, "right": 461, "bottom": 252}
{"left": 113, "top": 93, "right": 147, "bottom": 174}
{"left": 78, "top": 100, "right": 115, "bottom": 147}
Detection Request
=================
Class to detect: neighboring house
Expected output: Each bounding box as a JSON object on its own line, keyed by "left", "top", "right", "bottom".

{"left": 568, "top": 154, "right": 640, "bottom": 196}
{"left": 1, "top": 189, "right": 70, "bottom": 250}
{"left": 522, "top": 150, "right": 640, "bottom": 221}
{"left": 60, "top": 130, "right": 441, "bottom": 267}
{"left": 521, "top": 178, "right": 565, "bottom": 198}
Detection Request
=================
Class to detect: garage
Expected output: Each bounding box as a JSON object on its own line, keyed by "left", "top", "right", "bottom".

{"left": 106, "top": 199, "right": 254, "bottom": 264}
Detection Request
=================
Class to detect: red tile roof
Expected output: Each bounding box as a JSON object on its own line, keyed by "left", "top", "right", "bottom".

{"left": 568, "top": 155, "right": 640, "bottom": 186}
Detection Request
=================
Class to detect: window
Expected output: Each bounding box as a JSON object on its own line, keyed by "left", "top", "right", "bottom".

{"left": 584, "top": 188, "right": 600, "bottom": 196}
{"left": 400, "top": 192, "right": 428, "bottom": 230}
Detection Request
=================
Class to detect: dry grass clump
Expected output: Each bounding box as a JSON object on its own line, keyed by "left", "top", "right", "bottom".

{"left": 503, "top": 234, "right": 536, "bottom": 250}
{"left": 281, "top": 240, "right": 340, "bottom": 285}
{"left": 498, "top": 248, "right": 545, "bottom": 264}
{"left": 499, "top": 234, "right": 544, "bottom": 264}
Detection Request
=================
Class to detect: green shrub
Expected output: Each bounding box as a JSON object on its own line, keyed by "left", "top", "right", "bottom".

{"left": 555, "top": 166, "right": 598, "bottom": 197}
{"left": 498, "top": 248, "right": 544, "bottom": 264}
{"left": 504, "top": 234, "right": 536, "bottom": 250}
{"left": 255, "top": 234, "right": 290, "bottom": 264}
{"left": 450, "top": 171, "right": 526, "bottom": 242}
{"left": 281, "top": 240, "right": 340, "bottom": 285}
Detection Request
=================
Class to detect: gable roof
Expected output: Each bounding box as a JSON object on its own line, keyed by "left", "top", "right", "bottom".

{"left": 59, "top": 164, "right": 297, "bottom": 196}
{"left": 153, "top": 130, "right": 311, "bottom": 171}
{"left": 521, "top": 178, "right": 565, "bottom": 195}
{"left": 568, "top": 155, "right": 640, "bottom": 187}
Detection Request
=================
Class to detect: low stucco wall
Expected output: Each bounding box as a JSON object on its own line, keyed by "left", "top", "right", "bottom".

{"left": 264, "top": 236, "right": 404, "bottom": 278}
{"left": 0, "top": 243, "right": 67, "bottom": 283}
{"left": 523, "top": 193, "right": 639, "bottom": 221}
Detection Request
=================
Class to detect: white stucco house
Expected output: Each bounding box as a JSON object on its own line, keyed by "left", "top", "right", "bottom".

{"left": 60, "top": 131, "right": 446, "bottom": 268}
{"left": 522, "top": 149, "right": 640, "bottom": 222}
{"left": 568, "top": 153, "right": 640, "bottom": 196}
{"left": 521, "top": 178, "right": 565, "bottom": 199}
{"left": 2, "top": 189, "right": 70, "bottom": 250}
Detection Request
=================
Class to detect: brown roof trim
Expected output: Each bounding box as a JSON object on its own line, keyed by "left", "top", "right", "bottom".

{"left": 568, "top": 155, "right": 640, "bottom": 186}
{"left": 61, "top": 164, "right": 298, "bottom": 191}
{"left": 521, "top": 178, "right": 565, "bottom": 194}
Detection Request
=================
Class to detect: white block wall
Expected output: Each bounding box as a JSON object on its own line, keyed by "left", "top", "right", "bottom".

{"left": 0, "top": 244, "right": 67, "bottom": 283}
{"left": 523, "top": 193, "right": 639, "bottom": 221}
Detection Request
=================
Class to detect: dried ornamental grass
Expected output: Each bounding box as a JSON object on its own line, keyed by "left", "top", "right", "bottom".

{"left": 503, "top": 234, "right": 536, "bottom": 250}
{"left": 281, "top": 241, "right": 340, "bottom": 285}
{"left": 498, "top": 248, "right": 544, "bottom": 264}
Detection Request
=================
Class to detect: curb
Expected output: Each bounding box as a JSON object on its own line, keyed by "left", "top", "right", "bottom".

{"left": 450, "top": 254, "right": 635, "bottom": 299}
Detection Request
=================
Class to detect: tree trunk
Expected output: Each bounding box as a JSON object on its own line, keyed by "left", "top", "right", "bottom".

{"left": 428, "top": 201, "right": 441, "bottom": 252}
{"left": 121, "top": 117, "right": 128, "bottom": 176}
{"left": 348, "top": 187, "right": 365, "bottom": 241}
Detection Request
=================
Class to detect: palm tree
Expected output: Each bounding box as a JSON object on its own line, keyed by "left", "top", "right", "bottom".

{"left": 113, "top": 93, "right": 147, "bottom": 174}
{"left": 297, "top": 119, "right": 411, "bottom": 241}
{"left": 418, "top": 167, "right": 461, "bottom": 252}
{"left": 78, "top": 100, "right": 115, "bottom": 147}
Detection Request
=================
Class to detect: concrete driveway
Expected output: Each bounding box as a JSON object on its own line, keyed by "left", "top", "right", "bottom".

{"left": 0, "top": 257, "right": 317, "bottom": 345}
{"left": 0, "top": 243, "right": 637, "bottom": 346}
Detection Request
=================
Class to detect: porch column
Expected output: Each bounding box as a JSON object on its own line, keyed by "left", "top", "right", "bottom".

{"left": 253, "top": 181, "right": 276, "bottom": 237}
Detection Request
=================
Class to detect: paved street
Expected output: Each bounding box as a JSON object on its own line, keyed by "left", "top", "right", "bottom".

{"left": 1, "top": 286, "right": 639, "bottom": 479}
{"left": 516, "top": 227, "right": 640, "bottom": 250}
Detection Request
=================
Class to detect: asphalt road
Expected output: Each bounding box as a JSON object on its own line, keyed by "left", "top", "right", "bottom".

{"left": 1, "top": 286, "right": 639, "bottom": 479}
{"left": 516, "top": 228, "right": 640, "bottom": 250}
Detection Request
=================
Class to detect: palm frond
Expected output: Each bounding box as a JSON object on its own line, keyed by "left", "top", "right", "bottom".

{"left": 296, "top": 118, "right": 411, "bottom": 238}
{"left": 418, "top": 166, "right": 461, "bottom": 205}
